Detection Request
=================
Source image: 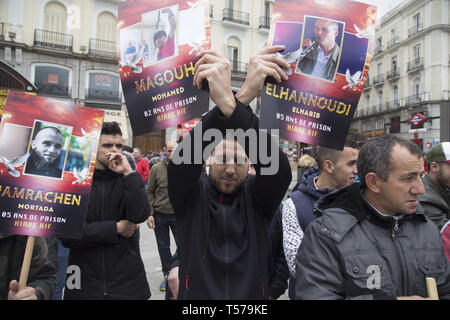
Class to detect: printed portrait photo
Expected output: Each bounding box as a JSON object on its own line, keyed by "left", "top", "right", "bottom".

{"left": 23, "top": 120, "right": 73, "bottom": 179}
{"left": 295, "top": 16, "right": 345, "bottom": 82}
{"left": 119, "top": 22, "right": 145, "bottom": 74}
{"left": 64, "top": 135, "right": 93, "bottom": 184}
{"left": 142, "top": 4, "right": 179, "bottom": 68}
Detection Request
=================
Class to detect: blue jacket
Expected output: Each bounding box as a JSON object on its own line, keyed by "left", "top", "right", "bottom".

{"left": 287, "top": 168, "right": 333, "bottom": 299}
{"left": 290, "top": 169, "right": 332, "bottom": 230}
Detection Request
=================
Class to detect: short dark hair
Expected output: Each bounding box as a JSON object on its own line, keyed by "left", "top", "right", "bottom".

{"left": 101, "top": 121, "right": 122, "bottom": 136}
{"left": 357, "top": 135, "right": 423, "bottom": 189}
{"left": 154, "top": 30, "right": 167, "bottom": 44}
{"left": 122, "top": 145, "right": 133, "bottom": 153}
{"left": 316, "top": 139, "right": 359, "bottom": 172}
{"left": 347, "top": 132, "right": 368, "bottom": 149}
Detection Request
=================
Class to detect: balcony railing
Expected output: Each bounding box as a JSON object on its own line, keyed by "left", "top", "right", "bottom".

{"left": 89, "top": 38, "right": 117, "bottom": 58}
{"left": 374, "top": 45, "right": 383, "bottom": 56}
{"left": 223, "top": 8, "right": 250, "bottom": 25}
{"left": 37, "top": 84, "right": 71, "bottom": 97}
{"left": 34, "top": 29, "right": 73, "bottom": 51}
{"left": 408, "top": 24, "right": 423, "bottom": 37}
{"left": 363, "top": 78, "right": 371, "bottom": 90}
{"left": 85, "top": 88, "right": 121, "bottom": 101}
{"left": 405, "top": 93, "right": 423, "bottom": 105}
{"left": 373, "top": 74, "right": 384, "bottom": 85}
{"left": 371, "top": 104, "right": 385, "bottom": 114}
{"left": 407, "top": 57, "right": 424, "bottom": 72}
{"left": 387, "top": 37, "right": 399, "bottom": 49}
{"left": 259, "top": 16, "right": 271, "bottom": 29}
{"left": 0, "top": 22, "right": 4, "bottom": 40}
{"left": 386, "top": 68, "right": 400, "bottom": 80}
{"left": 443, "top": 90, "right": 450, "bottom": 100}
{"left": 387, "top": 100, "right": 400, "bottom": 110}
{"left": 230, "top": 60, "right": 248, "bottom": 76}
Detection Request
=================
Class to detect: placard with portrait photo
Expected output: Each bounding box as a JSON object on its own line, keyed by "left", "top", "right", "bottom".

{"left": 0, "top": 91, "right": 104, "bottom": 239}
{"left": 261, "top": 0, "right": 377, "bottom": 150}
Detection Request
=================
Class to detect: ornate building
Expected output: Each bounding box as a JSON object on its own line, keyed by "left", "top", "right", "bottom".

{"left": 351, "top": 0, "right": 450, "bottom": 151}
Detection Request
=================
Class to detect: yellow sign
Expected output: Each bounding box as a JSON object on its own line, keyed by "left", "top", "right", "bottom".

{"left": 0, "top": 89, "right": 8, "bottom": 114}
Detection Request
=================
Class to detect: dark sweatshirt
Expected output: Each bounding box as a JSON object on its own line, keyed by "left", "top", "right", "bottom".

{"left": 168, "top": 100, "right": 291, "bottom": 299}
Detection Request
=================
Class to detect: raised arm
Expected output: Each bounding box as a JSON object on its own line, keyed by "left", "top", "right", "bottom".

{"left": 237, "top": 46, "right": 292, "bottom": 219}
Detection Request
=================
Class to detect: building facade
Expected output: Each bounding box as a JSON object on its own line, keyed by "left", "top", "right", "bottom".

{"left": 351, "top": 0, "right": 450, "bottom": 152}
{"left": 1, "top": 0, "right": 286, "bottom": 155}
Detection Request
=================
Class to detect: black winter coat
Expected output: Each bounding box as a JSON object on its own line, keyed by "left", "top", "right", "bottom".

{"left": 62, "top": 170, "right": 150, "bottom": 300}
{"left": 168, "top": 101, "right": 291, "bottom": 300}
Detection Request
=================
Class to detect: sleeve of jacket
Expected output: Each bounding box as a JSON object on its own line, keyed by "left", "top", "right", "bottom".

{"left": 27, "top": 237, "right": 57, "bottom": 300}
{"left": 142, "top": 159, "right": 150, "bottom": 183}
{"left": 420, "top": 200, "right": 448, "bottom": 230}
{"left": 267, "top": 205, "right": 289, "bottom": 299}
{"left": 61, "top": 220, "right": 118, "bottom": 249}
{"left": 247, "top": 118, "right": 291, "bottom": 222}
{"left": 282, "top": 198, "right": 304, "bottom": 277}
{"left": 295, "top": 221, "right": 347, "bottom": 299}
{"left": 122, "top": 171, "right": 151, "bottom": 223}
{"left": 146, "top": 167, "right": 157, "bottom": 215}
{"left": 436, "top": 236, "right": 450, "bottom": 300}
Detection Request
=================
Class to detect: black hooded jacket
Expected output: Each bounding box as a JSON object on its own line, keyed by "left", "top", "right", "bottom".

{"left": 168, "top": 100, "right": 291, "bottom": 299}
{"left": 62, "top": 169, "right": 150, "bottom": 300}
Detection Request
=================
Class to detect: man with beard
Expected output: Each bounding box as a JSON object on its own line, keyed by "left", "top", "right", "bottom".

{"left": 419, "top": 142, "right": 450, "bottom": 230}
{"left": 25, "top": 126, "right": 64, "bottom": 178}
{"left": 167, "top": 46, "right": 291, "bottom": 299}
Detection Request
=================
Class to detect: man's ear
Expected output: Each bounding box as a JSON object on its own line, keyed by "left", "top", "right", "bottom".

{"left": 429, "top": 161, "right": 439, "bottom": 173}
{"left": 31, "top": 140, "right": 36, "bottom": 150}
{"left": 365, "top": 172, "right": 381, "bottom": 194}
{"left": 323, "top": 160, "right": 334, "bottom": 174}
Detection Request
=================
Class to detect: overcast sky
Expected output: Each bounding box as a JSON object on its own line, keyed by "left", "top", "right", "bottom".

{"left": 361, "top": 0, "right": 408, "bottom": 21}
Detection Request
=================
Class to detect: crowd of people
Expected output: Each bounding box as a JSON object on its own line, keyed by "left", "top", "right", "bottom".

{"left": 1, "top": 45, "right": 449, "bottom": 300}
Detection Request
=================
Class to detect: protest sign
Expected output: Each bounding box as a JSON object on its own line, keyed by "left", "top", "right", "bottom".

{"left": 261, "top": 0, "right": 377, "bottom": 150}
{"left": 118, "top": 0, "right": 211, "bottom": 136}
{"left": 0, "top": 91, "right": 104, "bottom": 239}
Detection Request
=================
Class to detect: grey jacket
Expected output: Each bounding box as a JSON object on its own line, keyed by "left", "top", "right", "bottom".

{"left": 419, "top": 174, "right": 450, "bottom": 230}
{"left": 295, "top": 183, "right": 450, "bottom": 300}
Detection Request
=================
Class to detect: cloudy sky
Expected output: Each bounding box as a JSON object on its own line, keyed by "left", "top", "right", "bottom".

{"left": 361, "top": 0, "right": 408, "bottom": 21}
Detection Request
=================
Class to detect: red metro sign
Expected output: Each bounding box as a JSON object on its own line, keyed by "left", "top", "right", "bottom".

{"left": 408, "top": 113, "right": 427, "bottom": 127}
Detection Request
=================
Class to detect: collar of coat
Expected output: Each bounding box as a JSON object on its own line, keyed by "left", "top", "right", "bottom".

{"left": 315, "top": 182, "right": 427, "bottom": 230}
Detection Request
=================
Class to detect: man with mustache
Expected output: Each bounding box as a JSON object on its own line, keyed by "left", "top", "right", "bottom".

{"left": 25, "top": 126, "right": 64, "bottom": 178}
{"left": 295, "top": 135, "right": 450, "bottom": 299}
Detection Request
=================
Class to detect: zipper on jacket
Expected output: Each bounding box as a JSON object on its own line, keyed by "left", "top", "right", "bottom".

{"left": 101, "top": 181, "right": 108, "bottom": 297}
{"left": 183, "top": 274, "right": 190, "bottom": 299}
{"left": 261, "top": 281, "right": 265, "bottom": 297}
{"left": 391, "top": 219, "right": 399, "bottom": 240}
